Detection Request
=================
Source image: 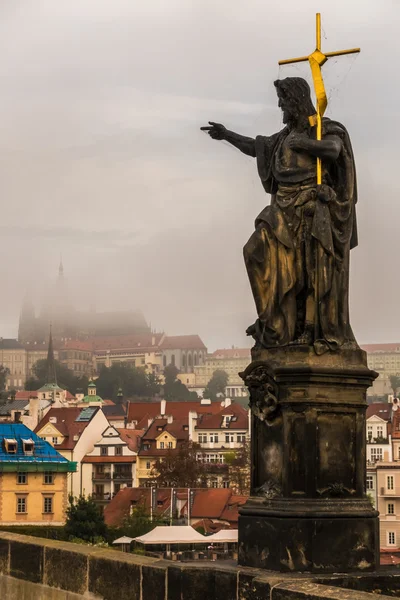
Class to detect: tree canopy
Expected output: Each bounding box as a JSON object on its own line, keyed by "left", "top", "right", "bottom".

{"left": 163, "top": 364, "right": 198, "bottom": 401}
{"left": 150, "top": 441, "right": 208, "bottom": 488}
{"left": 25, "top": 359, "right": 88, "bottom": 395}
{"left": 203, "top": 369, "right": 229, "bottom": 401}
{"left": 95, "top": 363, "right": 161, "bottom": 401}
{"left": 224, "top": 438, "right": 251, "bottom": 495}
{"left": 390, "top": 374, "right": 400, "bottom": 396}
{"left": 65, "top": 495, "right": 107, "bottom": 543}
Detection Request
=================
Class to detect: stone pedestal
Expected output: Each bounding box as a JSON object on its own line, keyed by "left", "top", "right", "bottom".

{"left": 238, "top": 345, "right": 379, "bottom": 573}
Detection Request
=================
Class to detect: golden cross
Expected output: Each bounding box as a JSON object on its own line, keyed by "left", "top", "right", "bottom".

{"left": 278, "top": 13, "right": 360, "bottom": 184}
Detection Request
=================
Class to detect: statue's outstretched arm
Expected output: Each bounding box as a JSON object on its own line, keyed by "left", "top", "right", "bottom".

{"left": 201, "top": 122, "right": 256, "bottom": 157}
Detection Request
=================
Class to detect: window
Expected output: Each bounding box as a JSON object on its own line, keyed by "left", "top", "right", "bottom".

{"left": 210, "top": 434, "right": 219, "bottom": 443}
{"left": 225, "top": 433, "right": 234, "bottom": 443}
{"left": 44, "top": 472, "right": 54, "bottom": 485}
{"left": 388, "top": 503, "right": 395, "bottom": 515}
{"left": 198, "top": 434, "right": 207, "bottom": 443}
{"left": 52, "top": 437, "right": 58, "bottom": 445}
{"left": 43, "top": 497, "right": 53, "bottom": 514}
{"left": 171, "top": 354, "right": 175, "bottom": 366}
{"left": 167, "top": 442, "right": 173, "bottom": 449}
{"left": 222, "top": 480, "right": 230, "bottom": 488}
{"left": 163, "top": 356, "right": 166, "bottom": 367}
{"left": 17, "top": 472, "right": 27, "bottom": 485}
{"left": 159, "top": 442, "right": 165, "bottom": 449}
{"left": 210, "top": 480, "right": 218, "bottom": 488}
{"left": 146, "top": 461, "right": 151, "bottom": 470}
{"left": 101, "top": 447, "right": 108, "bottom": 456}
{"left": 115, "top": 447, "right": 122, "bottom": 456}
{"left": 371, "top": 448, "right": 383, "bottom": 462}
{"left": 377, "top": 426, "right": 384, "bottom": 437}
{"left": 388, "top": 531, "right": 396, "bottom": 546}
{"left": 16, "top": 496, "right": 27, "bottom": 514}
{"left": 366, "top": 475, "right": 374, "bottom": 490}
{"left": 237, "top": 434, "right": 246, "bottom": 443}
{"left": 387, "top": 475, "right": 394, "bottom": 490}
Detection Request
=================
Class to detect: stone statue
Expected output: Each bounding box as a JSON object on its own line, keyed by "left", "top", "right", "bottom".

{"left": 202, "top": 77, "right": 358, "bottom": 354}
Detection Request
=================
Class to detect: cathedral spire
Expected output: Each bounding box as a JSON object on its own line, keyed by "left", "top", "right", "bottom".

{"left": 46, "top": 325, "right": 57, "bottom": 385}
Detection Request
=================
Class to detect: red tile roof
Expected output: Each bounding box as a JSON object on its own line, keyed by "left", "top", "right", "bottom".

{"left": 60, "top": 340, "right": 93, "bottom": 351}
{"left": 104, "top": 487, "right": 184, "bottom": 526}
{"left": 220, "top": 495, "right": 247, "bottom": 523}
{"left": 191, "top": 489, "right": 232, "bottom": 519}
{"left": 380, "top": 549, "right": 400, "bottom": 565}
{"left": 90, "top": 333, "right": 164, "bottom": 353}
{"left": 192, "top": 519, "right": 228, "bottom": 534}
{"left": 361, "top": 343, "right": 400, "bottom": 353}
{"left": 117, "top": 429, "right": 144, "bottom": 452}
{"left": 16, "top": 389, "right": 75, "bottom": 401}
{"left": 211, "top": 348, "right": 251, "bottom": 359}
{"left": 127, "top": 400, "right": 222, "bottom": 425}
{"left": 196, "top": 403, "right": 248, "bottom": 430}
{"left": 159, "top": 335, "right": 207, "bottom": 350}
{"left": 366, "top": 403, "right": 392, "bottom": 421}
{"left": 35, "top": 407, "right": 98, "bottom": 450}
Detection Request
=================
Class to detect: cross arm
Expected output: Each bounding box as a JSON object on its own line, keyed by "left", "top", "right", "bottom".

{"left": 279, "top": 47, "right": 360, "bottom": 66}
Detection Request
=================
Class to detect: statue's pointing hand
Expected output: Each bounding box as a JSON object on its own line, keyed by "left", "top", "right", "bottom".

{"left": 200, "top": 121, "right": 226, "bottom": 140}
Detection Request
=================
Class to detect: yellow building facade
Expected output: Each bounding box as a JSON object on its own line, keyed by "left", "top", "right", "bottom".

{"left": 0, "top": 424, "right": 76, "bottom": 525}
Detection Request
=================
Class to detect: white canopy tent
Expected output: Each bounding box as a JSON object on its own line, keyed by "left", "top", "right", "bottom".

{"left": 133, "top": 526, "right": 207, "bottom": 545}
{"left": 113, "top": 536, "right": 134, "bottom": 545}
{"left": 208, "top": 530, "right": 238, "bottom": 543}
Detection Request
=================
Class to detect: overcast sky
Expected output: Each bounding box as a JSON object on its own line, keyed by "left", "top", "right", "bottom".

{"left": 0, "top": 0, "right": 397, "bottom": 350}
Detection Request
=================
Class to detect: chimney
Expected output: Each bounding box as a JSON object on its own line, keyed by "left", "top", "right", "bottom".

{"left": 224, "top": 398, "right": 232, "bottom": 408}
{"left": 152, "top": 336, "right": 156, "bottom": 346}
{"left": 167, "top": 414, "right": 173, "bottom": 424}
{"left": 188, "top": 411, "right": 197, "bottom": 440}
{"left": 29, "top": 395, "right": 40, "bottom": 428}
{"left": 160, "top": 399, "right": 166, "bottom": 416}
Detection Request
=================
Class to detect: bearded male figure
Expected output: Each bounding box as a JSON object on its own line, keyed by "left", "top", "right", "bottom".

{"left": 202, "top": 77, "right": 358, "bottom": 354}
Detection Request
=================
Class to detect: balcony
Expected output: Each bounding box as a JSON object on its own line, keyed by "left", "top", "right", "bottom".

{"left": 113, "top": 472, "right": 133, "bottom": 481}
{"left": 380, "top": 487, "right": 400, "bottom": 496}
{"left": 92, "top": 493, "right": 112, "bottom": 502}
{"left": 92, "top": 472, "right": 111, "bottom": 481}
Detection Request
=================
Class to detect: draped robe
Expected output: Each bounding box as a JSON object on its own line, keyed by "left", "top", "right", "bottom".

{"left": 243, "top": 118, "right": 358, "bottom": 354}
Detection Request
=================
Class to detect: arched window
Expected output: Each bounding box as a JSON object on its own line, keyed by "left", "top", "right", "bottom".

{"left": 188, "top": 354, "right": 192, "bottom": 367}
{"left": 163, "top": 355, "right": 166, "bottom": 367}
{"left": 182, "top": 354, "right": 186, "bottom": 368}
{"left": 171, "top": 354, "right": 175, "bottom": 366}
{"left": 194, "top": 353, "right": 198, "bottom": 366}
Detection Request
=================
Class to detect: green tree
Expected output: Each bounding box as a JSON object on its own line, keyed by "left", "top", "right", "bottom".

{"left": 163, "top": 364, "right": 197, "bottom": 401}
{"left": 25, "top": 359, "right": 88, "bottom": 395}
{"left": 0, "top": 365, "right": 9, "bottom": 391}
{"left": 95, "top": 363, "right": 161, "bottom": 400}
{"left": 389, "top": 374, "right": 400, "bottom": 397}
{"left": 65, "top": 495, "right": 107, "bottom": 543}
{"left": 119, "top": 505, "right": 164, "bottom": 538}
{"left": 203, "top": 370, "right": 229, "bottom": 401}
{"left": 225, "top": 438, "right": 251, "bottom": 495}
{"left": 150, "top": 441, "right": 208, "bottom": 487}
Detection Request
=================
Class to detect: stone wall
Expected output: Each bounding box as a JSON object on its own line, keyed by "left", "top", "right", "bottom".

{"left": 0, "top": 531, "right": 399, "bottom": 599}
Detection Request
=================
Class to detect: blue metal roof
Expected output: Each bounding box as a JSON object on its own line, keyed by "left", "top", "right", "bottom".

{"left": 0, "top": 424, "right": 71, "bottom": 466}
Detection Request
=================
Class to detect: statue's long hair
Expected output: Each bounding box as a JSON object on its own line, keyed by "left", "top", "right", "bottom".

{"left": 274, "top": 77, "right": 316, "bottom": 123}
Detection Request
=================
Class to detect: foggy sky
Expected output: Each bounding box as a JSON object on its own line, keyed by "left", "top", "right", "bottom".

{"left": 0, "top": 0, "right": 397, "bottom": 350}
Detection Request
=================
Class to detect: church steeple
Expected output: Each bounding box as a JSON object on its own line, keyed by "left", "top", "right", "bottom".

{"left": 46, "top": 325, "right": 57, "bottom": 385}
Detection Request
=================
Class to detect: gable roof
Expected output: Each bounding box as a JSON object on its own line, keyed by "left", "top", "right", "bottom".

{"left": 0, "top": 423, "right": 75, "bottom": 470}
{"left": 35, "top": 407, "right": 99, "bottom": 450}
{"left": 191, "top": 489, "right": 232, "bottom": 519}
{"left": 366, "top": 403, "right": 392, "bottom": 421}
{"left": 159, "top": 335, "right": 207, "bottom": 350}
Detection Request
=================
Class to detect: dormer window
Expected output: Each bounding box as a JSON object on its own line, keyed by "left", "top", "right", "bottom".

{"left": 183, "top": 425, "right": 189, "bottom": 431}
{"left": 22, "top": 439, "right": 34, "bottom": 455}
{"left": 4, "top": 439, "right": 17, "bottom": 454}
{"left": 157, "top": 426, "right": 163, "bottom": 431}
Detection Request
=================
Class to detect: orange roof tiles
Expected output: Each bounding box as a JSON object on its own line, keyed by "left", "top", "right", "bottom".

{"left": 191, "top": 489, "right": 232, "bottom": 519}
{"left": 366, "top": 403, "right": 392, "bottom": 421}
{"left": 127, "top": 400, "right": 222, "bottom": 425}
{"left": 159, "top": 335, "right": 207, "bottom": 350}
{"left": 90, "top": 333, "right": 164, "bottom": 353}
{"left": 35, "top": 407, "right": 98, "bottom": 450}
{"left": 196, "top": 403, "right": 248, "bottom": 430}
{"left": 117, "top": 429, "right": 144, "bottom": 452}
